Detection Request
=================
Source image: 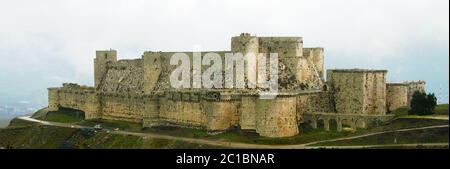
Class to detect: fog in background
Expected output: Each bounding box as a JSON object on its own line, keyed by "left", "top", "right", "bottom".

{"left": 0, "top": 0, "right": 448, "bottom": 119}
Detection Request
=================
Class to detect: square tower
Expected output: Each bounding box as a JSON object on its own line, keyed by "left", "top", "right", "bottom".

{"left": 327, "top": 69, "right": 387, "bottom": 115}
{"left": 94, "top": 49, "right": 117, "bottom": 88}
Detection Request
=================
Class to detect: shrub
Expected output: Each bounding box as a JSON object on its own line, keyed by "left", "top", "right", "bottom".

{"left": 409, "top": 91, "right": 437, "bottom": 116}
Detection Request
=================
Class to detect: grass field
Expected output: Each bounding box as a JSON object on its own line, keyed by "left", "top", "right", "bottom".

{"left": 307, "top": 104, "right": 449, "bottom": 147}
{"left": 435, "top": 104, "right": 449, "bottom": 115}
{"left": 391, "top": 104, "right": 449, "bottom": 117}
{"left": 143, "top": 124, "right": 360, "bottom": 145}
{"left": 0, "top": 119, "right": 224, "bottom": 149}
{"left": 44, "top": 108, "right": 85, "bottom": 123}
{"left": 311, "top": 127, "right": 449, "bottom": 146}
{"left": 141, "top": 117, "right": 448, "bottom": 145}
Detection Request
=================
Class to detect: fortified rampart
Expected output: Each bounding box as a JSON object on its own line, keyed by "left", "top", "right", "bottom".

{"left": 46, "top": 33, "right": 425, "bottom": 137}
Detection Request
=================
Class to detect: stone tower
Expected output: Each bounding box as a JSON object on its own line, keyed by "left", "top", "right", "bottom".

{"left": 94, "top": 50, "right": 117, "bottom": 88}
{"left": 327, "top": 69, "right": 387, "bottom": 115}
{"left": 258, "top": 37, "right": 304, "bottom": 90}
{"left": 231, "top": 33, "right": 308, "bottom": 90}
{"left": 142, "top": 51, "right": 162, "bottom": 94}
{"left": 230, "top": 33, "right": 259, "bottom": 89}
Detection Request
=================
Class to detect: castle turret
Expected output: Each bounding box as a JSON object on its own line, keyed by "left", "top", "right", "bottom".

{"left": 230, "top": 33, "right": 259, "bottom": 89}
{"left": 94, "top": 49, "right": 117, "bottom": 88}
{"left": 231, "top": 33, "right": 259, "bottom": 54}
{"left": 259, "top": 36, "right": 304, "bottom": 90}
{"left": 303, "top": 47, "right": 324, "bottom": 78}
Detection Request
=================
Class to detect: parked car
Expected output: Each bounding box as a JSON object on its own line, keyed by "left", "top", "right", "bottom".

{"left": 94, "top": 124, "right": 103, "bottom": 130}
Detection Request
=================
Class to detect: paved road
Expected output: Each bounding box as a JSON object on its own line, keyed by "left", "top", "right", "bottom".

{"left": 17, "top": 116, "right": 449, "bottom": 149}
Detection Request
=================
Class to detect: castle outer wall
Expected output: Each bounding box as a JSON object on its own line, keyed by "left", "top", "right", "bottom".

{"left": 46, "top": 33, "right": 425, "bottom": 138}
{"left": 49, "top": 84, "right": 334, "bottom": 137}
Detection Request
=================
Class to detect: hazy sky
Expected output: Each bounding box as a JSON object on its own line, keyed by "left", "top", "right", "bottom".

{"left": 0, "top": 0, "right": 448, "bottom": 110}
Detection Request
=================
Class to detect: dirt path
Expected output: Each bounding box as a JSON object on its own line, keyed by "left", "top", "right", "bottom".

{"left": 399, "top": 115, "right": 449, "bottom": 120}
{"left": 17, "top": 116, "right": 449, "bottom": 149}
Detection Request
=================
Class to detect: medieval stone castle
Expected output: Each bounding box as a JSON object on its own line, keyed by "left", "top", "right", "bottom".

{"left": 47, "top": 33, "right": 425, "bottom": 137}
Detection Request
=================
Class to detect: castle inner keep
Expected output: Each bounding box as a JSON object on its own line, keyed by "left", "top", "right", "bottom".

{"left": 47, "top": 33, "right": 426, "bottom": 137}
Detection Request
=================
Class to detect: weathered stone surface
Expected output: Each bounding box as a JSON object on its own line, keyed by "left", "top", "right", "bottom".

{"left": 327, "top": 69, "right": 387, "bottom": 115}
{"left": 386, "top": 83, "right": 408, "bottom": 112}
{"left": 255, "top": 97, "right": 299, "bottom": 137}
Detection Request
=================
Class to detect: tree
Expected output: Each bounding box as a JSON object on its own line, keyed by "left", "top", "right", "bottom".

{"left": 409, "top": 91, "right": 437, "bottom": 116}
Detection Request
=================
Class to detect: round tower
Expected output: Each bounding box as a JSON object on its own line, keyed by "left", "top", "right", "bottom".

{"left": 231, "top": 33, "right": 259, "bottom": 89}
{"left": 231, "top": 33, "right": 259, "bottom": 54}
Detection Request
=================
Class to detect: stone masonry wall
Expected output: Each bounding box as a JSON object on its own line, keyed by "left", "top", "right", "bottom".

{"left": 158, "top": 100, "right": 207, "bottom": 128}
{"left": 296, "top": 91, "right": 335, "bottom": 123}
{"left": 327, "top": 69, "right": 387, "bottom": 115}
{"left": 204, "top": 100, "right": 240, "bottom": 131}
{"left": 100, "top": 94, "right": 151, "bottom": 123}
{"left": 327, "top": 70, "right": 365, "bottom": 114}
{"left": 49, "top": 83, "right": 99, "bottom": 119}
{"left": 255, "top": 96, "right": 298, "bottom": 137}
{"left": 239, "top": 96, "right": 257, "bottom": 129}
{"left": 363, "top": 71, "right": 387, "bottom": 115}
{"left": 386, "top": 83, "right": 408, "bottom": 112}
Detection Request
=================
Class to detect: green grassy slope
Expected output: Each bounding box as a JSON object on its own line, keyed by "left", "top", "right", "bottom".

{"left": 435, "top": 104, "right": 449, "bottom": 115}
{"left": 311, "top": 127, "right": 449, "bottom": 146}
{"left": 0, "top": 119, "right": 223, "bottom": 149}
{"left": 309, "top": 104, "right": 449, "bottom": 147}
{"left": 36, "top": 108, "right": 85, "bottom": 123}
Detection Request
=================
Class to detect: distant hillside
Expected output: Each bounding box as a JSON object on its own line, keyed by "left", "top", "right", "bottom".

{"left": 0, "top": 119, "right": 10, "bottom": 128}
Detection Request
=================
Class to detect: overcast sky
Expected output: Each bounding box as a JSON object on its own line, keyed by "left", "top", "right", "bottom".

{"left": 0, "top": 0, "right": 448, "bottom": 110}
